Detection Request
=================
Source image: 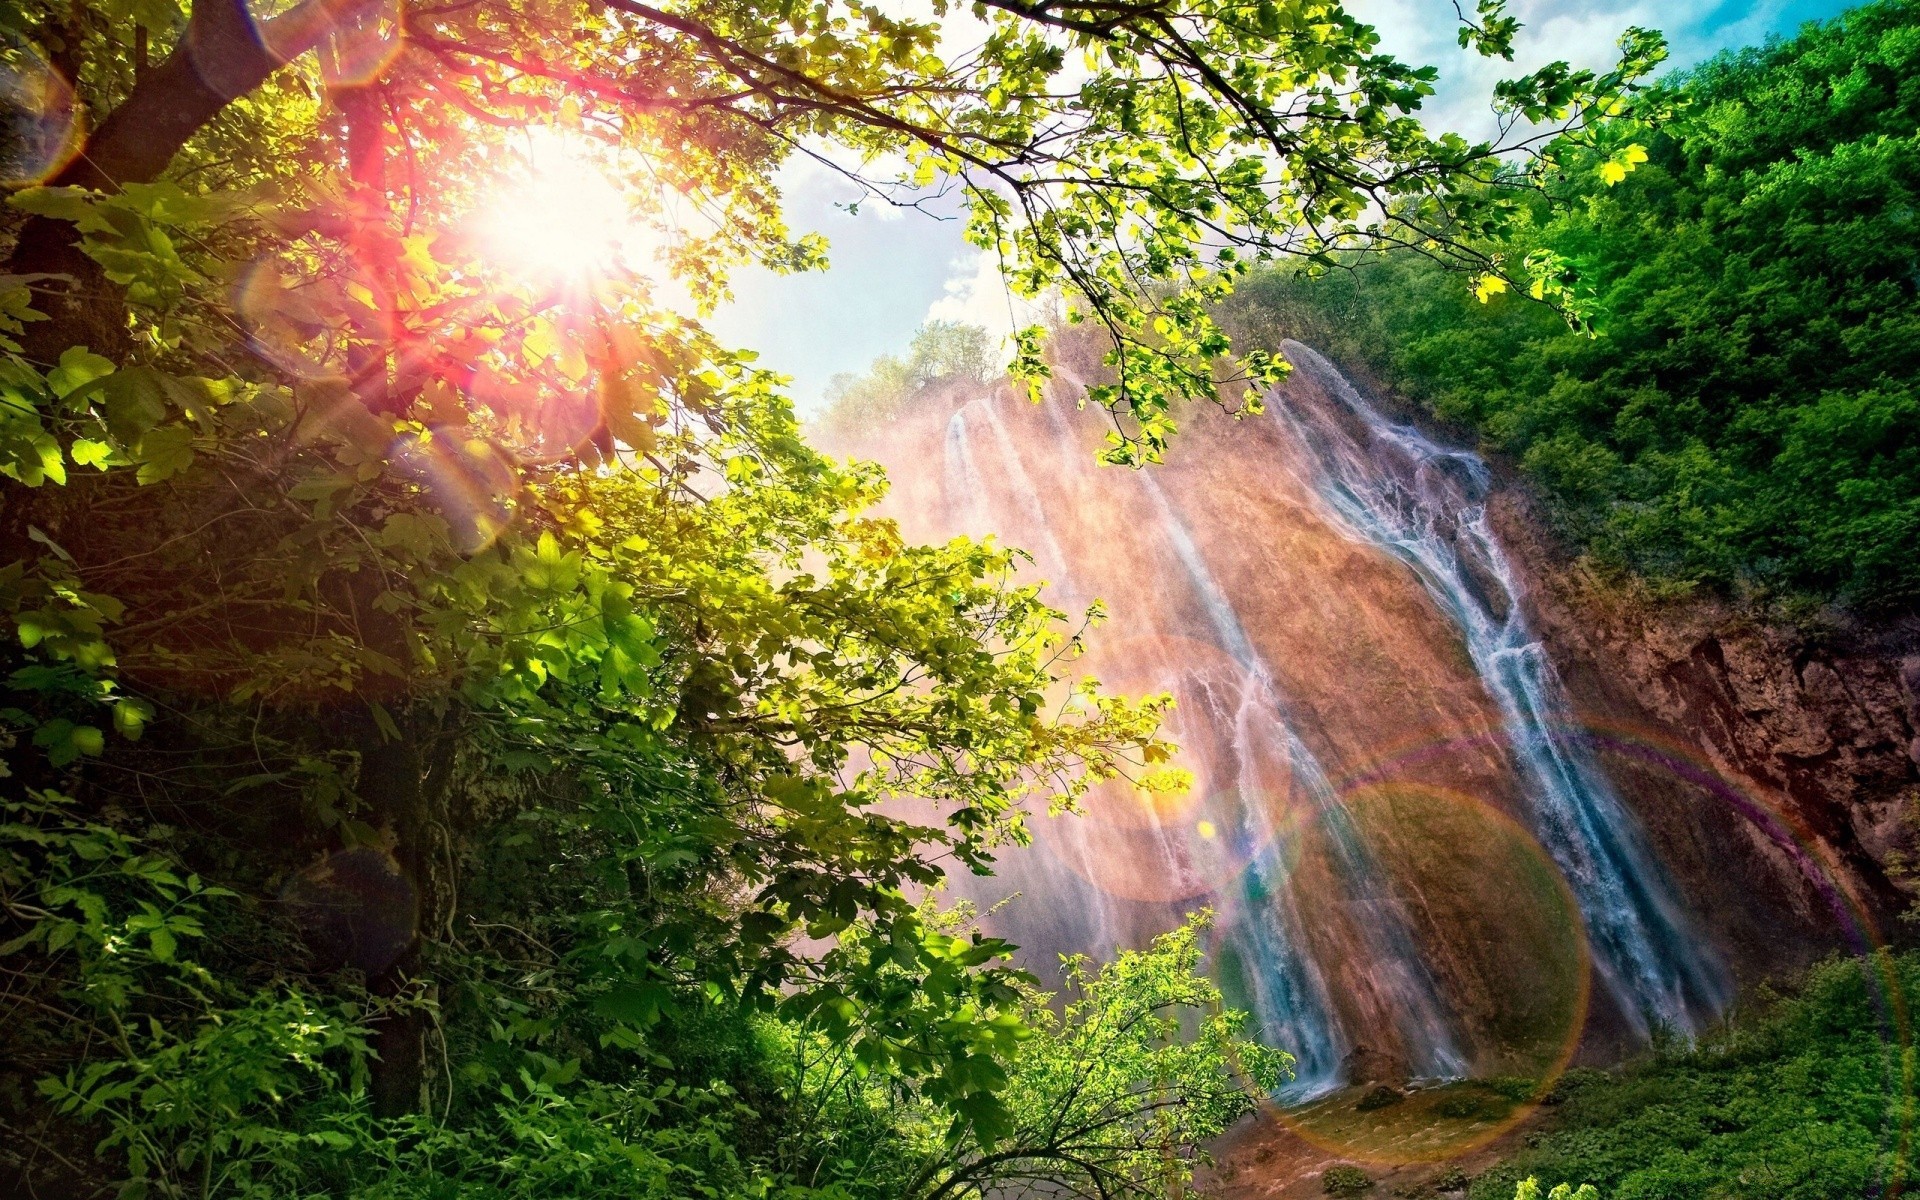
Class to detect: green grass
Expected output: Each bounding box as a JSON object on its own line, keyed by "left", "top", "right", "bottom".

{"left": 1467, "top": 954, "right": 1916, "bottom": 1200}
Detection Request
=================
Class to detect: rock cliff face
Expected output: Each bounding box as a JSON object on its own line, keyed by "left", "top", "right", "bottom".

{"left": 817, "top": 340, "right": 1917, "bottom": 1087}
{"left": 1490, "top": 492, "right": 1920, "bottom": 973}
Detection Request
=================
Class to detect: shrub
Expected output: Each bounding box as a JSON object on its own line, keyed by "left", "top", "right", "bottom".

{"left": 1487, "top": 1077, "right": 1539, "bottom": 1102}
{"left": 1325, "top": 1164, "right": 1375, "bottom": 1196}
{"left": 1223, "top": 0, "right": 1920, "bottom": 613}
{"left": 1437, "top": 1093, "right": 1485, "bottom": 1119}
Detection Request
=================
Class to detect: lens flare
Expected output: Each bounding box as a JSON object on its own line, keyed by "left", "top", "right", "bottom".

{"left": 1042, "top": 633, "right": 1303, "bottom": 904}
{"left": 1265, "top": 783, "right": 1590, "bottom": 1165}
{"left": 470, "top": 130, "right": 659, "bottom": 286}
{"left": 463, "top": 352, "right": 607, "bottom": 460}
{"left": 318, "top": 0, "right": 405, "bottom": 88}
{"left": 1297, "top": 718, "right": 1916, "bottom": 1174}
{"left": 394, "top": 427, "right": 519, "bottom": 553}
{"left": 0, "top": 36, "right": 79, "bottom": 186}
{"left": 234, "top": 260, "right": 337, "bottom": 377}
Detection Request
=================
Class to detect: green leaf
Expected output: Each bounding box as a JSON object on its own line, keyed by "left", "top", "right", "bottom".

{"left": 48, "top": 347, "right": 116, "bottom": 398}
{"left": 112, "top": 698, "right": 153, "bottom": 741}
{"left": 594, "top": 981, "right": 673, "bottom": 1029}
{"left": 69, "top": 438, "right": 113, "bottom": 468}
{"left": 1600, "top": 142, "right": 1649, "bottom": 186}
{"left": 369, "top": 702, "right": 402, "bottom": 743}
{"left": 33, "top": 719, "right": 105, "bottom": 767}
{"left": 132, "top": 424, "right": 194, "bottom": 484}
{"left": 7, "top": 187, "right": 96, "bottom": 224}
{"left": 98, "top": 368, "right": 170, "bottom": 441}
{"left": 26, "top": 525, "right": 74, "bottom": 562}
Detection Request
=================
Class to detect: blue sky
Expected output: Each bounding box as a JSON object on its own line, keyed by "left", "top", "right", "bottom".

{"left": 706, "top": 0, "right": 1855, "bottom": 414}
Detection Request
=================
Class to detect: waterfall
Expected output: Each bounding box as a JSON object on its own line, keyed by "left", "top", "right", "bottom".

{"left": 1139, "top": 473, "right": 1467, "bottom": 1089}
{"left": 1269, "top": 340, "right": 1732, "bottom": 1039}
{"left": 943, "top": 407, "right": 989, "bottom": 534}
{"left": 925, "top": 355, "right": 1726, "bottom": 1093}
{"left": 942, "top": 400, "right": 1123, "bottom": 963}
{"left": 976, "top": 401, "right": 1074, "bottom": 589}
{"left": 951, "top": 390, "right": 1464, "bottom": 1097}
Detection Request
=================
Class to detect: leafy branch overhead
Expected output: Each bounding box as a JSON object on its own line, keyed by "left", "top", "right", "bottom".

{"left": 11, "top": 0, "right": 1661, "bottom": 461}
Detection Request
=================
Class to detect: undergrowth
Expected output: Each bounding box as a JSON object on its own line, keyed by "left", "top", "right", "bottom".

{"left": 1470, "top": 953, "right": 1918, "bottom": 1200}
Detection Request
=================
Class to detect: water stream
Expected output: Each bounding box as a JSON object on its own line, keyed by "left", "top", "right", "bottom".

{"left": 1269, "top": 341, "right": 1732, "bottom": 1038}
{"left": 947, "top": 394, "right": 1467, "bottom": 1096}
{"left": 929, "top": 348, "right": 1729, "bottom": 1097}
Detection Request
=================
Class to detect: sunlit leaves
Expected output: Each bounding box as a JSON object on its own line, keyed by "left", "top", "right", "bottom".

{"left": 1239, "top": 2, "right": 1920, "bottom": 610}
{"left": 31, "top": 718, "right": 104, "bottom": 765}
{"left": 834, "top": 913, "right": 1293, "bottom": 1194}
{"left": 1599, "top": 142, "right": 1649, "bottom": 185}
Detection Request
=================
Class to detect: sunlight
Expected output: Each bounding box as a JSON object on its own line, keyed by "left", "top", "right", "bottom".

{"left": 473, "top": 130, "right": 655, "bottom": 284}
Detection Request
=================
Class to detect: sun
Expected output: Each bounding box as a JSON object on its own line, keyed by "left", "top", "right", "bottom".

{"left": 473, "top": 130, "right": 655, "bottom": 284}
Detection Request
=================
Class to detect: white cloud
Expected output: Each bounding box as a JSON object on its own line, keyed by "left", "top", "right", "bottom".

{"left": 925, "top": 249, "right": 1046, "bottom": 339}
{"left": 1348, "top": 0, "right": 1796, "bottom": 145}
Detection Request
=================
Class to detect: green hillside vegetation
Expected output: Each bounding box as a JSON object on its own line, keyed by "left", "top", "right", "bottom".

{"left": 814, "top": 322, "right": 1000, "bottom": 437}
{"left": 1227, "top": 0, "right": 1920, "bottom": 614}
{"left": 3, "top": 0, "right": 1914, "bottom": 1188}
{"left": 1469, "top": 953, "right": 1915, "bottom": 1200}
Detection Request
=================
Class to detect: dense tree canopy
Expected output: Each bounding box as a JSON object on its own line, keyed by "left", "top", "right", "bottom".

{"left": 0, "top": 0, "right": 1675, "bottom": 1194}
{"left": 1228, "top": 0, "right": 1920, "bottom": 613}
{"left": 815, "top": 320, "right": 998, "bottom": 437}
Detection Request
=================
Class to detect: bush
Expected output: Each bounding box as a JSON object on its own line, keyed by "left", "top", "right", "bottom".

{"left": 1436, "top": 1093, "right": 1486, "bottom": 1119}
{"left": 1325, "top": 1164, "right": 1375, "bottom": 1196}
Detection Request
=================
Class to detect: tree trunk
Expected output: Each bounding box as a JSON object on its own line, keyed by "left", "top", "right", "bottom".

{"left": 6, "top": 0, "right": 375, "bottom": 364}
{"left": 347, "top": 706, "right": 443, "bottom": 1119}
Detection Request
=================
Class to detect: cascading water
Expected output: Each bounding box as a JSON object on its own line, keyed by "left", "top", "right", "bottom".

{"left": 976, "top": 402, "right": 1073, "bottom": 587}
{"left": 943, "top": 407, "right": 989, "bottom": 534}
{"left": 890, "top": 347, "right": 1733, "bottom": 1103}
{"left": 943, "top": 403, "right": 1123, "bottom": 963}
{"left": 1136, "top": 473, "right": 1467, "bottom": 1088}
{"left": 950, "top": 390, "right": 1466, "bottom": 1095}
{"left": 1137, "top": 474, "right": 1348, "bottom": 1092}
{"left": 1268, "top": 341, "right": 1732, "bottom": 1038}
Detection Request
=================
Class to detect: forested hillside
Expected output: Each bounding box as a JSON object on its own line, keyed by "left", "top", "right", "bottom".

{"left": 1229, "top": 0, "right": 1920, "bottom": 614}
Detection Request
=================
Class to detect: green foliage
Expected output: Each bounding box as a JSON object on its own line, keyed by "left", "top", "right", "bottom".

{"left": 4, "top": 0, "right": 1667, "bottom": 468}
{"left": 1436, "top": 1093, "right": 1490, "bottom": 1119}
{"left": 816, "top": 321, "right": 999, "bottom": 436}
{"left": 2, "top": 791, "right": 383, "bottom": 1195}
{"left": 783, "top": 912, "right": 1288, "bottom": 1200}
{"left": 1324, "top": 1164, "right": 1375, "bottom": 1195}
{"left": 1228, "top": 0, "right": 1920, "bottom": 611}
{"left": 0, "top": 54, "right": 1181, "bottom": 1196}
{"left": 1486, "top": 1076, "right": 1542, "bottom": 1103}
{"left": 1513, "top": 1182, "right": 1597, "bottom": 1200}
{"left": 4, "top": 785, "right": 1274, "bottom": 1199}
{"left": 1468, "top": 954, "right": 1918, "bottom": 1200}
